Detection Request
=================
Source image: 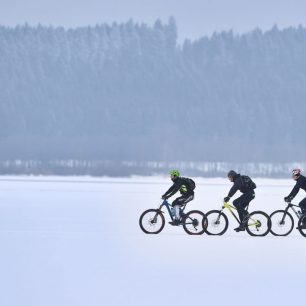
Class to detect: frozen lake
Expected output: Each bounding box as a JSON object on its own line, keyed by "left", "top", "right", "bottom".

{"left": 0, "top": 176, "right": 304, "bottom": 306}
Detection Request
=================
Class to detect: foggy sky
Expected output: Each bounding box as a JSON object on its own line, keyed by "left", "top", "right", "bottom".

{"left": 1, "top": 0, "right": 306, "bottom": 42}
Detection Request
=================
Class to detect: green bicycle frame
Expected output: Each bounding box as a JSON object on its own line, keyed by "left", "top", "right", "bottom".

{"left": 222, "top": 202, "right": 240, "bottom": 224}
{"left": 222, "top": 202, "right": 260, "bottom": 228}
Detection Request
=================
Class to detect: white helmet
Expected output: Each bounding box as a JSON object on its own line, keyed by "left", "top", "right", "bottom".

{"left": 292, "top": 169, "right": 301, "bottom": 177}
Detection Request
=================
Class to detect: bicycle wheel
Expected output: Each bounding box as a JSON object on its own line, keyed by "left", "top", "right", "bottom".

{"left": 270, "top": 210, "right": 294, "bottom": 236}
{"left": 182, "top": 210, "right": 206, "bottom": 235}
{"left": 204, "top": 210, "right": 228, "bottom": 235}
{"left": 139, "top": 209, "right": 165, "bottom": 234}
{"left": 297, "top": 213, "right": 306, "bottom": 237}
{"left": 246, "top": 211, "right": 271, "bottom": 236}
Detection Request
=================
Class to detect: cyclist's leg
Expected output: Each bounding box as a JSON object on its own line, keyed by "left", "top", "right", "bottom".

{"left": 233, "top": 197, "right": 246, "bottom": 223}
{"left": 172, "top": 196, "right": 185, "bottom": 220}
{"left": 299, "top": 198, "right": 306, "bottom": 228}
{"left": 299, "top": 197, "right": 306, "bottom": 214}
{"left": 233, "top": 192, "right": 255, "bottom": 223}
{"left": 172, "top": 194, "right": 194, "bottom": 220}
{"left": 182, "top": 194, "right": 194, "bottom": 205}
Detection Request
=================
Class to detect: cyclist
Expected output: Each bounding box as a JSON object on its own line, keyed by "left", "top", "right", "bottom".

{"left": 161, "top": 169, "right": 196, "bottom": 225}
{"left": 224, "top": 170, "right": 256, "bottom": 232}
{"left": 284, "top": 169, "right": 306, "bottom": 228}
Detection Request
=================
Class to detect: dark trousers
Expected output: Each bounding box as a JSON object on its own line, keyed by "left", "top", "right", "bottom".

{"left": 233, "top": 191, "right": 255, "bottom": 222}
{"left": 172, "top": 194, "right": 194, "bottom": 207}
{"left": 299, "top": 197, "right": 306, "bottom": 214}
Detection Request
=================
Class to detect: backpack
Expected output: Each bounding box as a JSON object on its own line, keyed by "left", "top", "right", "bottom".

{"left": 184, "top": 178, "right": 196, "bottom": 191}
{"left": 241, "top": 175, "right": 256, "bottom": 190}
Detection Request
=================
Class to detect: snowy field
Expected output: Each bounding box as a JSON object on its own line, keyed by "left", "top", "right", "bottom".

{"left": 0, "top": 176, "right": 305, "bottom": 306}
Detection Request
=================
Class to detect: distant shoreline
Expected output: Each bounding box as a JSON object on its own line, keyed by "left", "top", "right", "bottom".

{"left": 0, "top": 160, "right": 304, "bottom": 178}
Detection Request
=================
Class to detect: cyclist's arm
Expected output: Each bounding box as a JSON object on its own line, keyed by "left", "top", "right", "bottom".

{"left": 163, "top": 182, "right": 181, "bottom": 198}
{"left": 227, "top": 184, "right": 238, "bottom": 198}
{"left": 287, "top": 182, "right": 300, "bottom": 199}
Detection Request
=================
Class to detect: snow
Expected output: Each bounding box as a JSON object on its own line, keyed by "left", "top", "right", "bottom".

{"left": 0, "top": 176, "right": 304, "bottom": 306}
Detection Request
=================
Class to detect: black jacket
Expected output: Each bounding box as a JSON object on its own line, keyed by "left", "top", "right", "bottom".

{"left": 227, "top": 174, "right": 256, "bottom": 198}
{"left": 163, "top": 177, "right": 194, "bottom": 198}
{"left": 288, "top": 175, "right": 306, "bottom": 199}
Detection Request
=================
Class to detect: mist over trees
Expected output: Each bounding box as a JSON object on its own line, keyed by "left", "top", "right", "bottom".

{"left": 0, "top": 18, "right": 306, "bottom": 166}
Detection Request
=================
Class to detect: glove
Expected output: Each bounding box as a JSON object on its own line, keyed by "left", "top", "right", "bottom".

{"left": 224, "top": 196, "right": 230, "bottom": 203}
{"left": 161, "top": 195, "right": 169, "bottom": 200}
{"left": 284, "top": 196, "right": 292, "bottom": 203}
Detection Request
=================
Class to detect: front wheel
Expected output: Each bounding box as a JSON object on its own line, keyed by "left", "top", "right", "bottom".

{"left": 204, "top": 210, "right": 229, "bottom": 235}
{"left": 297, "top": 213, "right": 306, "bottom": 237}
{"left": 182, "top": 210, "right": 206, "bottom": 235}
{"left": 246, "top": 211, "right": 271, "bottom": 236}
{"left": 270, "top": 210, "right": 294, "bottom": 236}
{"left": 139, "top": 209, "right": 165, "bottom": 234}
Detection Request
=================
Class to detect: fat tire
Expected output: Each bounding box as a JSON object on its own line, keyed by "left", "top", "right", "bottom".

{"left": 246, "top": 211, "right": 271, "bottom": 237}
{"left": 182, "top": 210, "right": 206, "bottom": 235}
{"left": 204, "top": 210, "right": 229, "bottom": 236}
{"left": 270, "top": 210, "right": 294, "bottom": 236}
{"left": 139, "top": 209, "right": 165, "bottom": 234}
{"left": 297, "top": 213, "right": 306, "bottom": 237}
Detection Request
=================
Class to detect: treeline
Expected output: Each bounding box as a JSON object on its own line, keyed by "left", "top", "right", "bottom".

{"left": 0, "top": 160, "right": 303, "bottom": 177}
{"left": 0, "top": 19, "right": 305, "bottom": 165}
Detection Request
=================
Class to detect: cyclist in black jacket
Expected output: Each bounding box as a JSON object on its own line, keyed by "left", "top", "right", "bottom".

{"left": 224, "top": 170, "right": 256, "bottom": 232}
{"left": 162, "top": 169, "right": 195, "bottom": 225}
{"left": 284, "top": 169, "right": 306, "bottom": 228}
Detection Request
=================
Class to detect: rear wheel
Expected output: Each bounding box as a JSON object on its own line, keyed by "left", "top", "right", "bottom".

{"left": 182, "top": 210, "right": 206, "bottom": 235}
{"left": 139, "top": 209, "right": 165, "bottom": 234}
{"left": 270, "top": 210, "right": 294, "bottom": 236}
{"left": 246, "top": 211, "right": 271, "bottom": 236}
{"left": 204, "top": 210, "right": 228, "bottom": 235}
{"left": 297, "top": 213, "right": 306, "bottom": 237}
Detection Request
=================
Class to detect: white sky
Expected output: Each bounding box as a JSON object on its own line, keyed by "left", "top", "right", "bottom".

{"left": 1, "top": 0, "right": 306, "bottom": 41}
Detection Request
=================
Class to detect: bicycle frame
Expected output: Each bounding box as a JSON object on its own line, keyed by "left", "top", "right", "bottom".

{"left": 282, "top": 201, "right": 301, "bottom": 220}
{"left": 221, "top": 202, "right": 241, "bottom": 224}
{"left": 157, "top": 199, "right": 187, "bottom": 221}
{"left": 221, "top": 202, "right": 260, "bottom": 227}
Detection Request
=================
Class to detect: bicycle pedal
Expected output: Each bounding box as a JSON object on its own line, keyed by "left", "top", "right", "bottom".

{"left": 168, "top": 220, "right": 180, "bottom": 226}
{"left": 234, "top": 226, "right": 245, "bottom": 232}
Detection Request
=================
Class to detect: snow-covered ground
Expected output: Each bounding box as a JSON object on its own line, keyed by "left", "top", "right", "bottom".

{"left": 0, "top": 176, "right": 304, "bottom": 306}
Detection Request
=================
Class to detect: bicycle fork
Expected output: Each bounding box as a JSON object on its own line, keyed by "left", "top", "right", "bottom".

{"left": 279, "top": 206, "right": 291, "bottom": 224}
{"left": 215, "top": 209, "right": 225, "bottom": 225}
{"left": 152, "top": 204, "right": 164, "bottom": 223}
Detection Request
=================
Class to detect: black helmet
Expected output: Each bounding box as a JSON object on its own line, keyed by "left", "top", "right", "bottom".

{"left": 227, "top": 170, "right": 237, "bottom": 179}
